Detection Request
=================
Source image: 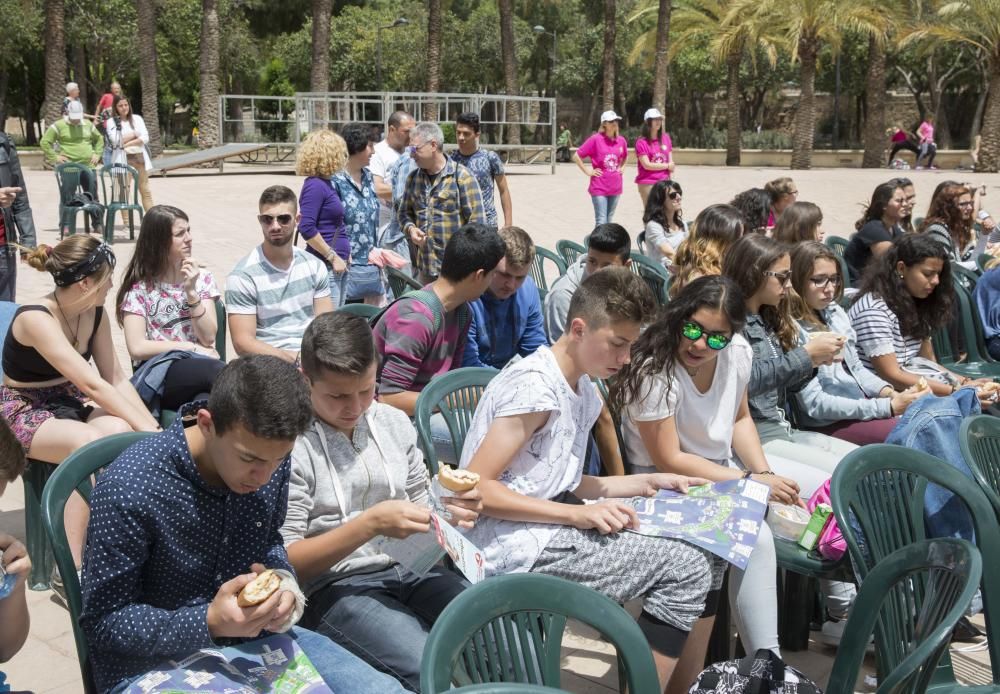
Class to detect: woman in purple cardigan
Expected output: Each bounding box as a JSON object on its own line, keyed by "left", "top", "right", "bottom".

{"left": 295, "top": 130, "right": 350, "bottom": 306}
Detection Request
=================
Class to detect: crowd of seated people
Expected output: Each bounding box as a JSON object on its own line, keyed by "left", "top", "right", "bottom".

{"left": 6, "top": 121, "right": 1000, "bottom": 694}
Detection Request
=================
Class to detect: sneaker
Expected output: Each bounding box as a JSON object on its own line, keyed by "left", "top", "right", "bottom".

{"left": 952, "top": 616, "right": 985, "bottom": 642}
{"left": 916, "top": 166, "right": 925, "bottom": 170}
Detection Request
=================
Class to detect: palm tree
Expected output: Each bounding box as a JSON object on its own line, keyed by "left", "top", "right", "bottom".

{"left": 136, "top": 0, "right": 164, "bottom": 156}
{"left": 729, "top": 0, "right": 887, "bottom": 169}
{"left": 43, "top": 0, "right": 67, "bottom": 126}
{"left": 602, "top": 0, "right": 617, "bottom": 110}
{"left": 310, "top": 0, "right": 332, "bottom": 92}
{"left": 425, "top": 0, "right": 442, "bottom": 120}
{"left": 861, "top": 36, "right": 888, "bottom": 168}
{"left": 629, "top": 0, "right": 673, "bottom": 113}
{"left": 498, "top": 0, "right": 521, "bottom": 145}
{"left": 903, "top": 0, "right": 1000, "bottom": 172}
{"left": 198, "top": 0, "right": 221, "bottom": 149}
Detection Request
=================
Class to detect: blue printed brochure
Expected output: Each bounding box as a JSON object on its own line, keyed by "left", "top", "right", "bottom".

{"left": 627, "top": 479, "right": 769, "bottom": 570}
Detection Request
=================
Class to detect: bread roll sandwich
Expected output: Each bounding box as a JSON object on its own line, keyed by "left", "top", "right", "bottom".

{"left": 237, "top": 569, "right": 281, "bottom": 607}
{"left": 438, "top": 465, "right": 480, "bottom": 492}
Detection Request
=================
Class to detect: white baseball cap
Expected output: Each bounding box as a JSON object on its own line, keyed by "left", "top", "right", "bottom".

{"left": 644, "top": 108, "right": 664, "bottom": 120}
{"left": 600, "top": 110, "right": 622, "bottom": 123}
{"left": 67, "top": 100, "right": 85, "bottom": 122}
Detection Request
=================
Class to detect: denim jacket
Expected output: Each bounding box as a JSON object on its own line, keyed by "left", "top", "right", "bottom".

{"left": 885, "top": 387, "right": 980, "bottom": 542}
{"left": 792, "top": 304, "right": 893, "bottom": 427}
{"left": 743, "top": 313, "right": 814, "bottom": 432}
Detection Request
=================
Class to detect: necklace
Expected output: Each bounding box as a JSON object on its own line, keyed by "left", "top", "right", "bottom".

{"left": 53, "top": 293, "right": 82, "bottom": 351}
{"left": 684, "top": 364, "right": 701, "bottom": 377}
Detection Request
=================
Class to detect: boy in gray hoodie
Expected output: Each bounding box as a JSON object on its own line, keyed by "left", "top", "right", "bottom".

{"left": 281, "top": 312, "right": 481, "bottom": 692}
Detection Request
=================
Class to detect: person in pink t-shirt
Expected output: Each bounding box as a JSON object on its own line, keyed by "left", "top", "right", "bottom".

{"left": 634, "top": 107, "right": 674, "bottom": 207}
{"left": 916, "top": 116, "right": 937, "bottom": 169}
{"left": 573, "top": 111, "right": 629, "bottom": 227}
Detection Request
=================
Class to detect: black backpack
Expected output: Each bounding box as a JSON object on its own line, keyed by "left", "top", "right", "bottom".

{"left": 689, "top": 650, "right": 823, "bottom": 694}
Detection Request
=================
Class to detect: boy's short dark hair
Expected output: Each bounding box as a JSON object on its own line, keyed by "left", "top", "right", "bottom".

{"left": 340, "top": 122, "right": 375, "bottom": 157}
{"left": 209, "top": 355, "right": 313, "bottom": 441}
{"left": 588, "top": 223, "right": 631, "bottom": 261}
{"left": 301, "top": 312, "right": 377, "bottom": 381}
{"left": 565, "top": 267, "right": 655, "bottom": 330}
{"left": 456, "top": 112, "right": 481, "bottom": 134}
{"left": 0, "top": 417, "right": 26, "bottom": 483}
{"left": 440, "top": 223, "right": 506, "bottom": 282}
{"left": 259, "top": 185, "right": 298, "bottom": 212}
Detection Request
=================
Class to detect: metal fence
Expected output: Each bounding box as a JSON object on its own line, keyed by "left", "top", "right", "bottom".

{"left": 219, "top": 91, "right": 557, "bottom": 172}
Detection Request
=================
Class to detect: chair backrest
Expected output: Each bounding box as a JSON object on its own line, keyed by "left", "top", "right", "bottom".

{"left": 99, "top": 163, "right": 140, "bottom": 206}
{"left": 823, "top": 236, "right": 853, "bottom": 289}
{"left": 414, "top": 367, "right": 497, "bottom": 474}
{"left": 336, "top": 303, "right": 381, "bottom": 320}
{"left": 420, "top": 573, "right": 660, "bottom": 693}
{"left": 629, "top": 252, "right": 670, "bottom": 305}
{"left": 448, "top": 685, "right": 569, "bottom": 693}
{"left": 952, "top": 263, "right": 980, "bottom": 289}
{"left": 636, "top": 230, "right": 647, "bottom": 255}
{"left": 0, "top": 301, "right": 18, "bottom": 378}
{"left": 529, "top": 247, "right": 567, "bottom": 301}
{"left": 214, "top": 299, "right": 227, "bottom": 361}
{"left": 555, "top": 239, "right": 585, "bottom": 268}
{"left": 960, "top": 414, "right": 1000, "bottom": 514}
{"left": 826, "top": 539, "right": 982, "bottom": 694}
{"left": 830, "top": 443, "right": 1000, "bottom": 684}
{"left": 386, "top": 266, "right": 423, "bottom": 298}
{"left": 951, "top": 276, "right": 994, "bottom": 364}
{"left": 40, "top": 432, "right": 153, "bottom": 694}
{"left": 54, "top": 161, "right": 88, "bottom": 193}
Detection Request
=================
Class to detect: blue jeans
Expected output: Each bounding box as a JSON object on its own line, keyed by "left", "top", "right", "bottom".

{"left": 304, "top": 566, "right": 467, "bottom": 692}
{"left": 0, "top": 245, "right": 16, "bottom": 302}
{"left": 591, "top": 194, "right": 621, "bottom": 226}
{"left": 328, "top": 268, "right": 347, "bottom": 308}
{"left": 429, "top": 412, "right": 459, "bottom": 466}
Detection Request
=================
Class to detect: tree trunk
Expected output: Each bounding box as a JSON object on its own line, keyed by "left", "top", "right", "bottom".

{"left": 136, "top": 0, "right": 164, "bottom": 155}
{"left": 43, "top": 0, "right": 67, "bottom": 125}
{"left": 72, "top": 44, "right": 87, "bottom": 107}
{"left": 424, "top": 0, "right": 442, "bottom": 120}
{"left": 861, "top": 36, "right": 886, "bottom": 168}
{"left": 198, "top": 0, "right": 221, "bottom": 149}
{"left": 498, "top": 0, "right": 520, "bottom": 145}
{"left": 791, "top": 39, "right": 818, "bottom": 170}
{"left": 651, "top": 0, "right": 672, "bottom": 114}
{"left": 24, "top": 65, "right": 38, "bottom": 145}
{"left": 310, "top": 0, "right": 332, "bottom": 92}
{"left": 976, "top": 67, "right": 1000, "bottom": 172}
{"left": 601, "top": 0, "right": 616, "bottom": 110}
{"left": 725, "top": 51, "right": 741, "bottom": 166}
{"left": 0, "top": 70, "right": 8, "bottom": 131}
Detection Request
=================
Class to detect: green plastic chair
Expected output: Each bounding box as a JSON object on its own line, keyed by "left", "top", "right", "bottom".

{"left": 826, "top": 539, "right": 983, "bottom": 694}
{"left": 158, "top": 300, "right": 228, "bottom": 428}
{"left": 932, "top": 276, "right": 1000, "bottom": 379}
{"left": 420, "top": 573, "right": 660, "bottom": 693}
{"left": 98, "top": 163, "right": 143, "bottom": 242}
{"left": 824, "top": 236, "right": 853, "bottom": 289}
{"left": 953, "top": 262, "right": 981, "bottom": 288}
{"left": 336, "top": 303, "right": 381, "bottom": 320}
{"left": 636, "top": 230, "right": 647, "bottom": 255}
{"left": 629, "top": 251, "right": 670, "bottom": 306}
{"left": 960, "top": 415, "right": 1000, "bottom": 515}
{"left": 555, "top": 239, "right": 585, "bottom": 268}
{"left": 414, "top": 367, "right": 497, "bottom": 475}
{"left": 449, "top": 685, "right": 568, "bottom": 693}
{"left": 386, "top": 266, "right": 423, "bottom": 299}
{"left": 830, "top": 443, "right": 1000, "bottom": 688}
{"left": 530, "top": 247, "right": 567, "bottom": 303}
{"left": 55, "top": 162, "right": 103, "bottom": 237}
{"left": 40, "top": 432, "right": 152, "bottom": 694}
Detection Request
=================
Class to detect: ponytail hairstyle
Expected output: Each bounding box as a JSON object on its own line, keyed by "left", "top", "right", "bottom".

{"left": 670, "top": 204, "right": 744, "bottom": 297}
{"left": 721, "top": 234, "right": 799, "bottom": 350}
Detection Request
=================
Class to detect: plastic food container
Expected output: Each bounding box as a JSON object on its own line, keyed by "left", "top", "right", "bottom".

{"left": 768, "top": 503, "right": 811, "bottom": 541}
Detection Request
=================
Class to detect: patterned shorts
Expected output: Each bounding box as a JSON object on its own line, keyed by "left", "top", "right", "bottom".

{"left": 0, "top": 382, "right": 93, "bottom": 452}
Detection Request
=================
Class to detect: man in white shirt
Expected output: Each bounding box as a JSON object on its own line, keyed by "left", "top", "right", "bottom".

{"left": 370, "top": 111, "right": 416, "bottom": 268}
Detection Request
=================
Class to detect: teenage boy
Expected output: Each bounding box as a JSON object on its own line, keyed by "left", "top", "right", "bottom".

{"left": 0, "top": 417, "right": 30, "bottom": 669}
{"left": 461, "top": 269, "right": 724, "bottom": 692}
{"left": 283, "top": 312, "right": 481, "bottom": 691}
{"left": 543, "top": 222, "right": 632, "bottom": 342}
{"left": 227, "top": 186, "right": 333, "bottom": 362}
{"left": 373, "top": 222, "right": 505, "bottom": 418}
{"left": 463, "top": 226, "right": 546, "bottom": 370}
{"left": 79, "top": 356, "right": 402, "bottom": 693}
{"left": 451, "top": 112, "right": 512, "bottom": 229}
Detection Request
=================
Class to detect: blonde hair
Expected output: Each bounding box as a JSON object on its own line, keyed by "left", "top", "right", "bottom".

{"left": 295, "top": 129, "right": 348, "bottom": 178}
{"left": 765, "top": 177, "right": 796, "bottom": 203}
{"left": 23, "top": 236, "right": 113, "bottom": 288}
{"left": 669, "top": 236, "right": 727, "bottom": 297}
{"left": 499, "top": 226, "right": 535, "bottom": 268}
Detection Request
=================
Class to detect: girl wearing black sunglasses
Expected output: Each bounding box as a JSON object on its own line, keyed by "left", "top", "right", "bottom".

{"left": 642, "top": 180, "right": 688, "bottom": 268}
{"left": 612, "top": 275, "right": 796, "bottom": 659}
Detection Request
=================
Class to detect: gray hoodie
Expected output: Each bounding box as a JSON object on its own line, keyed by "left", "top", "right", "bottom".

{"left": 543, "top": 257, "right": 587, "bottom": 342}
{"left": 280, "top": 402, "right": 430, "bottom": 596}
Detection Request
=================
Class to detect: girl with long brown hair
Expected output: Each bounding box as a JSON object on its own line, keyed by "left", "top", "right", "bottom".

{"left": 920, "top": 182, "right": 976, "bottom": 268}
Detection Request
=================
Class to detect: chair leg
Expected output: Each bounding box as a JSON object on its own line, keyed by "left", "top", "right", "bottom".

{"left": 105, "top": 208, "right": 114, "bottom": 245}
{"left": 22, "top": 460, "right": 56, "bottom": 591}
{"left": 706, "top": 571, "right": 732, "bottom": 665}
{"left": 778, "top": 569, "right": 813, "bottom": 652}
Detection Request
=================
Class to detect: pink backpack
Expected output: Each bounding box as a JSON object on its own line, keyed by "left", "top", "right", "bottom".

{"left": 806, "top": 479, "right": 846, "bottom": 561}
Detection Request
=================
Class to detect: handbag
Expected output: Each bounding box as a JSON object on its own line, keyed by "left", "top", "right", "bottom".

{"left": 689, "top": 649, "right": 822, "bottom": 694}
{"left": 807, "top": 479, "right": 845, "bottom": 561}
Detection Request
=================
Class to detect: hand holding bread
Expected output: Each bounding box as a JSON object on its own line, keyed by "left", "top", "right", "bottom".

{"left": 437, "top": 466, "right": 483, "bottom": 529}
{"left": 207, "top": 564, "right": 296, "bottom": 639}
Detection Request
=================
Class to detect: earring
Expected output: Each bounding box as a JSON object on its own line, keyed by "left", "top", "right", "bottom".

{"left": 898, "top": 273, "right": 905, "bottom": 279}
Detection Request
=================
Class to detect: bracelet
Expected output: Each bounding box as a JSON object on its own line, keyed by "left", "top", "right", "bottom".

{"left": 758, "top": 470, "right": 775, "bottom": 476}
{"left": 742, "top": 470, "right": 753, "bottom": 479}
{"left": 189, "top": 308, "right": 207, "bottom": 319}
{"left": 185, "top": 297, "right": 201, "bottom": 308}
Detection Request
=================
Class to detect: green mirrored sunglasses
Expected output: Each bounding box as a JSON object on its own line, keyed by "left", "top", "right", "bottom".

{"left": 682, "top": 322, "right": 731, "bottom": 350}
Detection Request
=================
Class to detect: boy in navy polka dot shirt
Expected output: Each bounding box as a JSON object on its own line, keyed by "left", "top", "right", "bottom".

{"left": 281, "top": 312, "right": 481, "bottom": 691}
{"left": 79, "top": 355, "right": 404, "bottom": 692}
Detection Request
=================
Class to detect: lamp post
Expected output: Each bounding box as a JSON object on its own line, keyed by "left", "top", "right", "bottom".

{"left": 376, "top": 17, "right": 409, "bottom": 93}
{"left": 532, "top": 25, "right": 557, "bottom": 96}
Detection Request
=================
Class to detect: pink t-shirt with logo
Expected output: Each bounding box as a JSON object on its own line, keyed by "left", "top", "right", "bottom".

{"left": 576, "top": 133, "right": 627, "bottom": 197}
{"left": 634, "top": 134, "right": 673, "bottom": 184}
{"left": 918, "top": 121, "right": 935, "bottom": 144}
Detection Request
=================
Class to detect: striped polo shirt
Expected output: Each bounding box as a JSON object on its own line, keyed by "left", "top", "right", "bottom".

{"left": 225, "top": 245, "right": 331, "bottom": 351}
{"left": 848, "top": 292, "right": 922, "bottom": 372}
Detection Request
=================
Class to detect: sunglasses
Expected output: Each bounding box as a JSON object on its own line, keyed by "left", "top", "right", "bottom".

{"left": 668, "top": 191, "right": 682, "bottom": 201}
{"left": 682, "top": 321, "right": 731, "bottom": 350}
{"left": 258, "top": 214, "right": 294, "bottom": 225}
{"left": 809, "top": 275, "right": 841, "bottom": 288}
{"left": 764, "top": 270, "right": 792, "bottom": 284}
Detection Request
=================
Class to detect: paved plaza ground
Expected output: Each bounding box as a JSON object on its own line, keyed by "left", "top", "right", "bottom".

{"left": 2, "top": 161, "right": 999, "bottom": 692}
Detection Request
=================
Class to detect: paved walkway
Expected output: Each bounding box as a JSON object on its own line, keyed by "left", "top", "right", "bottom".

{"left": 2, "top": 161, "right": 998, "bottom": 692}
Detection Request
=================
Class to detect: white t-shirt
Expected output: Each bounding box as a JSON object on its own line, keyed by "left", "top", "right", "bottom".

{"left": 623, "top": 334, "right": 752, "bottom": 471}
{"left": 370, "top": 139, "right": 402, "bottom": 229}
{"left": 459, "top": 346, "right": 603, "bottom": 576}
